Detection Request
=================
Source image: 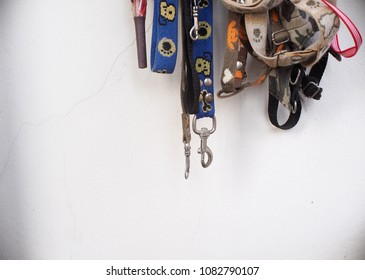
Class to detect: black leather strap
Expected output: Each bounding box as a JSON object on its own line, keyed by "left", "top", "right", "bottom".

{"left": 180, "top": 0, "right": 200, "bottom": 115}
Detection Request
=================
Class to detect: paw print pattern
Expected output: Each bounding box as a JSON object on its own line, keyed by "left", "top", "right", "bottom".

{"left": 158, "top": 38, "right": 176, "bottom": 57}
{"left": 159, "top": 1, "right": 176, "bottom": 25}
{"left": 198, "top": 21, "right": 212, "bottom": 40}
{"left": 306, "top": 0, "right": 320, "bottom": 8}
{"left": 252, "top": 28, "right": 263, "bottom": 43}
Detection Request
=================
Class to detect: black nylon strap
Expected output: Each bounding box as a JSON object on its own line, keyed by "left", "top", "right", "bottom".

{"left": 301, "top": 52, "right": 329, "bottom": 100}
{"left": 180, "top": 0, "right": 200, "bottom": 114}
{"left": 268, "top": 66, "right": 303, "bottom": 130}
{"left": 268, "top": 94, "right": 302, "bottom": 130}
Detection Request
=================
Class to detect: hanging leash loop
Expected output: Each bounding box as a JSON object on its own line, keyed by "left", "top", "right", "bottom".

{"left": 192, "top": 116, "right": 216, "bottom": 168}
{"left": 150, "top": 0, "right": 179, "bottom": 73}
{"left": 322, "top": 0, "right": 362, "bottom": 58}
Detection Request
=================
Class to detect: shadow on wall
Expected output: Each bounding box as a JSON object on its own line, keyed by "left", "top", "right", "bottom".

{"left": 355, "top": 233, "right": 365, "bottom": 260}
{"left": 0, "top": 0, "right": 30, "bottom": 260}
{"left": 357, "top": 251, "right": 365, "bottom": 260}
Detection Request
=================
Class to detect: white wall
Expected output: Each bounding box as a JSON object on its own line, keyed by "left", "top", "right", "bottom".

{"left": 1, "top": 0, "right": 365, "bottom": 260}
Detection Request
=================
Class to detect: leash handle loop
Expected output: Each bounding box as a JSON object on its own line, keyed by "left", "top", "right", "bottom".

{"left": 150, "top": 0, "right": 179, "bottom": 73}
{"left": 322, "top": 0, "right": 362, "bottom": 58}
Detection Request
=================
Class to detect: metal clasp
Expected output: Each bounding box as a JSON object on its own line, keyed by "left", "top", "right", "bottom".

{"left": 184, "top": 143, "right": 191, "bottom": 179}
{"left": 189, "top": 1, "right": 199, "bottom": 40}
{"left": 192, "top": 116, "right": 216, "bottom": 168}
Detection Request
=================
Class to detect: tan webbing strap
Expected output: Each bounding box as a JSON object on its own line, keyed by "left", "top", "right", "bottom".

{"left": 291, "top": 0, "right": 340, "bottom": 66}
{"left": 245, "top": 11, "right": 317, "bottom": 68}
{"left": 243, "top": 1, "right": 339, "bottom": 68}
{"left": 220, "top": 11, "right": 247, "bottom": 94}
{"left": 268, "top": 8, "right": 292, "bottom": 110}
{"left": 278, "top": 1, "right": 316, "bottom": 50}
{"left": 218, "top": 11, "right": 271, "bottom": 98}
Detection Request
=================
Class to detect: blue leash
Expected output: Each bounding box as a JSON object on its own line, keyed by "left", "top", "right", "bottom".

{"left": 191, "top": 0, "right": 215, "bottom": 119}
{"left": 181, "top": 0, "right": 216, "bottom": 178}
{"left": 150, "top": 0, "right": 179, "bottom": 73}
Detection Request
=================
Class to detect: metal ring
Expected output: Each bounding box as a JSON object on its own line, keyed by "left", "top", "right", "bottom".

{"left": 189, "top": 27, "right": 199, "bottom": 41}
{"left": 291, "top": 100, "right": 297, "bottom": 114}
{"left": 192, "top": 115, "right": 217, "bottom": 135}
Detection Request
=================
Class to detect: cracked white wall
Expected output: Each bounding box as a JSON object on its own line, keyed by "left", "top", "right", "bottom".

{"left": 1, "top": 0, "right": 365, "bottom": 259}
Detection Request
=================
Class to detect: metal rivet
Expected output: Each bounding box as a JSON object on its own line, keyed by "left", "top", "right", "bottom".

{"left": 236, "top": 61, "right": 243, "bottom": 70}
{"left": 205, "top": 93, "right": 213, "bottom": 102}
{"left": 204, "top": 78, "right": 212, "bottom": 87}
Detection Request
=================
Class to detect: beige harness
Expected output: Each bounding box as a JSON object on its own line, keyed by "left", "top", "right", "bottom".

{"left": 218, "top": 0, "right": 340, "bottom": 129}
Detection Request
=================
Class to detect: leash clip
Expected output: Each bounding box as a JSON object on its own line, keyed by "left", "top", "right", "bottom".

{"left": 184, "top": 143, "right": 191, "bottom": 179}
{"left": 189, "top": 1, "right": 199, "bottom": 40}
{"left": 193, "top": 116, "right": 216, "bottom": 168}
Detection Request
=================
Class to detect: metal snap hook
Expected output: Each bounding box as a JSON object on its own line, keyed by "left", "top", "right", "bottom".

{"left": 189, "top": 26, "right": 199, "bottom": 41}
{"left": 184, "top": 143, "right": 191, "bottom": 179}
{"left": 192, "top": 116, "right": 216, "bottom": 168}
{"left": 189, "top": 2, "right": 199, "bottom": 40}
{"left": 198, "top": 145, "right": 213, "bottom": 168}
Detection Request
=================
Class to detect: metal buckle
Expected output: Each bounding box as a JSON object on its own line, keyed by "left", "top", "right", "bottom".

{"left": 272, "top": 29, "right": 290, "bottom": 46}
{"left": 192, "top": 116, "right": 216, "bottom": 168}
{"left": 303, "top": 81, "right": 322, "bottom": 99}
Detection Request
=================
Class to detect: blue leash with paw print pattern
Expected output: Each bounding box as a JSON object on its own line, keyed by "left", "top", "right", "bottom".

{"left": 191, "top": 0, "right": 215, "bottom": 119}
{"left": 180, "top": 0, "right": 216, "bottom": 178}
{"left": 150, "top": 0, "right": 178, "bottom": 73}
